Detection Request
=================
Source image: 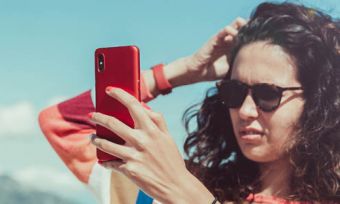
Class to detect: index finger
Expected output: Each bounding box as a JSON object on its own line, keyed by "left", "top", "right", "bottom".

{"left": 105, "top": 86, "right": 157, "bottom": 130}
{"left": 231, "top": 17, "right": 248, "bottom": 30}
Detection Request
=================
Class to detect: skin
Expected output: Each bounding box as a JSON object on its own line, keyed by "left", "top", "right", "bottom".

{"left": 229, "top": 41, "right": 305, "bottom": 195}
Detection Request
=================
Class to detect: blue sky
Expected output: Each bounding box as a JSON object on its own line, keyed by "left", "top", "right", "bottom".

{"left": 0, "top": 0, "right": 338, "bottom": 203}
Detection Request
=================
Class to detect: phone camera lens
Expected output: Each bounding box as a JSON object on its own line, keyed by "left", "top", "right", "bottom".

{"left": 98, "top": 54, "right": 105, "bottom": 72}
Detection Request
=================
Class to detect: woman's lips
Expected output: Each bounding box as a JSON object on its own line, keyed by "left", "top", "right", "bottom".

{"left": 239, "top": 129, "right": 264, "bottom": 142}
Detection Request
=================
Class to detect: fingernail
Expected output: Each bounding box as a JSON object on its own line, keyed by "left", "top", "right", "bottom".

{"left": 106, "top": 86, "right": 114, "bottom": 93}
{"left": 90, "top": 134, "right": 97, "bottom": 143}
{"left": 87, "top": 112, "right": 94, "bottom": 118}
{"left": 88, "top": 134, "right": 95, "bottom": 140}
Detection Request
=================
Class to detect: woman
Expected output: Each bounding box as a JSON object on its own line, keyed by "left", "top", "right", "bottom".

{"left": 180, "top": 3, "right": 340, "bottom": 202}
{"left": 40, "top": 2, "right": 340, "bottom": 203}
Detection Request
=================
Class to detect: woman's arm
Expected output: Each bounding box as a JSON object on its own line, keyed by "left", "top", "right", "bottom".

{"left": 145, "top": 17, "right": 247, "bottom": 97}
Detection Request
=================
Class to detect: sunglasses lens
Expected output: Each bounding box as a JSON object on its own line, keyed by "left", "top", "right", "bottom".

{"left": 253, "top": 85, "right": 281, "bottom": 112}
{"left": 219, "top": 81, "right": 248, "bottom": 108}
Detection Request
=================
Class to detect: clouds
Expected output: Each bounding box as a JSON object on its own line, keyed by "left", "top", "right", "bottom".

{"left": 0, "top": 102, "right": 36, "bottom": 137}
{"left": 12, "top": 166, "right": 84, "bottom": 194}
{"left": 0, "top": 96, "right": 68, "bottom": 138}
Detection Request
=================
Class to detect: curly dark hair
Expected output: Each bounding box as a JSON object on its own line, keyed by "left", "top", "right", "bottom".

{"left": 183, "top": 2, "right": 340, "bottom": 202}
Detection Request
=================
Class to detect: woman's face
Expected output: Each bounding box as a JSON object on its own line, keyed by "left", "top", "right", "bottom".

{"left": 229, "top": 41, "right": 304, "bottom": 163}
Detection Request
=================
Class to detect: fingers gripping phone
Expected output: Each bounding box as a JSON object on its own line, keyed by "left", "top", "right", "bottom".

{"left": 95, "top": 46, "right": 140, "bottom": 162}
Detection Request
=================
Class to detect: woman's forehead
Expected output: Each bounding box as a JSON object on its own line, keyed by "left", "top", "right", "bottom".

{"left": 231, "top": 42, "right": 299, "bottom": 86}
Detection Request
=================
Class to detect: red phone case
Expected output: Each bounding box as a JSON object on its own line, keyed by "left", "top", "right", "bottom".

{"left": 95, "top": 46, "right": 140, "bottom": 162}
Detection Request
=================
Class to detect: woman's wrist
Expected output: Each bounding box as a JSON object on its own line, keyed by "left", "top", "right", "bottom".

{"left": 163, "top": 170, "right": 218, "bottom": 204}
{"left": 164, "top": 54, "right": 213, "bottom": 86}
{"left": 163, "top": 56, "right": 200, "bottom": 87}
{"left": 142, "top": 55, "right": 208, "bottom": 98}
{"left": 142, "top": 56, "right": 193, "bottom": 97}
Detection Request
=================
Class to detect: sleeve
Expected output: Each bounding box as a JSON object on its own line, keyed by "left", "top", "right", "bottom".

{"left": 38, "top": 74, "right": 157, "bottom": 204}
{"left": 38, "top": 90, "right": 96, "bottom": 183}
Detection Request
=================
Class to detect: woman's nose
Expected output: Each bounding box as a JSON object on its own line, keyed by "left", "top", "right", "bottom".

{"left": 238, "top": 93, "right": 259, "bottom": 120}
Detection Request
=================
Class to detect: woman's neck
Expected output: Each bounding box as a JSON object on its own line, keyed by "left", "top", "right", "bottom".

{"left": 257, "top": 158, "right": 291, "bottom": 198}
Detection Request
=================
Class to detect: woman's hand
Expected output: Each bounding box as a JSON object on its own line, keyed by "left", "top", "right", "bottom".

{"left": 186, "top": 17, "right": 247, "bottom": 82}
{"left": 141, "top": 18, "right": 247, "bottom": 96}
{"left": 89, "top": 87, "right": 212, "bottom": 204}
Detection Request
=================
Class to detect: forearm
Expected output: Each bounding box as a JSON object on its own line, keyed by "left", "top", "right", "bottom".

{"left": 143, "top": 56, "right": 199, "bottom": 98}
{"left": 162, "top": 171, "right": 220, "bottom": 204}
{"left": 179, "top": 173, "right": 220, "bottom": 204}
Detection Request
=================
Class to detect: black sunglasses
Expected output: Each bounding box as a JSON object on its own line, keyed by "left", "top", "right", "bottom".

{"left": 216, "top": 80, "right": 303, "bottom": 112}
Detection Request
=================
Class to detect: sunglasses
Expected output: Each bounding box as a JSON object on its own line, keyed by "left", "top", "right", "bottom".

{"left": 216, "top": 80, "right": 303, "bottom": 112}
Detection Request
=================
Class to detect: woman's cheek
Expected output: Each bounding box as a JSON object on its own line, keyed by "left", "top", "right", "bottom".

{"left": 266, "top": 100, "right": 304, "bottom": 155}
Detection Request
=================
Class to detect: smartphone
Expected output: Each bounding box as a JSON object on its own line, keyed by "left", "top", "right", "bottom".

{"left": 95, "top": 45, "right": 140, "bottom": 162}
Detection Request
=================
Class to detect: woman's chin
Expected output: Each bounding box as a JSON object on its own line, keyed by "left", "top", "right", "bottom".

{"left": 240, "top": 145, "right": 279, "bottom": 163}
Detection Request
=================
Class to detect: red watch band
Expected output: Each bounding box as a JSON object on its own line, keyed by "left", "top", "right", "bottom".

{"left": 152, "top": 64, "right": 172, "bottom": 95}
